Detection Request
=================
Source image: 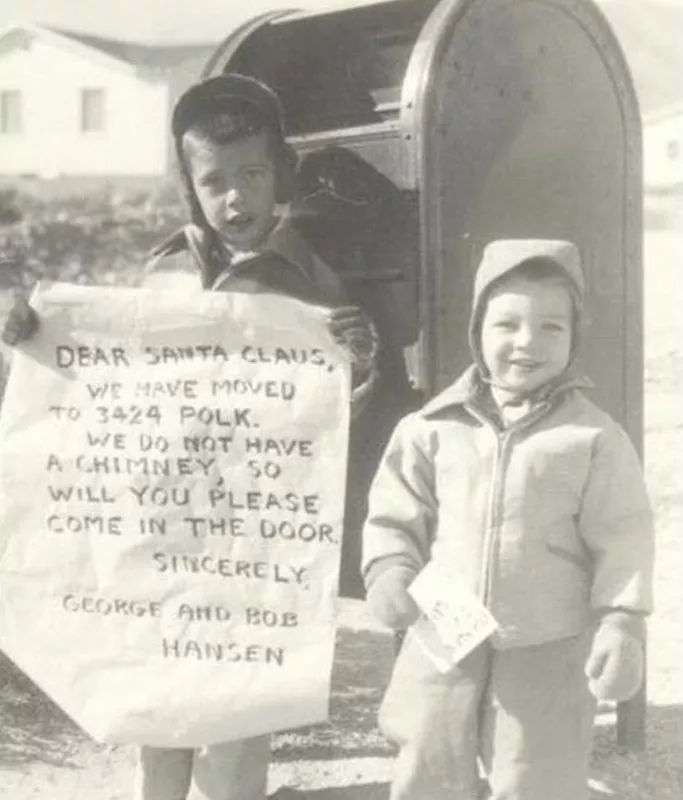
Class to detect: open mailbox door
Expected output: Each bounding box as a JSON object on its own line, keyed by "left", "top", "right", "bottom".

{"left": 203, "top": 0, "right": 645, "bottom": 750}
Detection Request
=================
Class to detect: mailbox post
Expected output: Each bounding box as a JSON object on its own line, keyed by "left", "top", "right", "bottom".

{"left": 203, "top": 0, "right": 646, "bottom": 752}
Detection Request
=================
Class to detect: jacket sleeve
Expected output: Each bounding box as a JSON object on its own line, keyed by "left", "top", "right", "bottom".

{"left": 309, "top": 251, "right": 347, "bottom": 306}
{"left": 579, "top": 422, "right": 655, "bottom": 615}
{"left": 361, "top": 414, "right": 436, "bottom": 588}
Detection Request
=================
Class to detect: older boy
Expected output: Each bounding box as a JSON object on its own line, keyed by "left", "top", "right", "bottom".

{"left": 139, "top": 73, "right": 377, "bottom": 800}
{"left": 3, "top": 74, "right": 377, "bottom": 800}
{"left": 362, "top": 239, "right": 654, "bottom": 800}
{"left": 5, "top": 75, "right": 376, "bottom": 391}
{"left": 145, "top": 74, "right": 374, "bottom": 374}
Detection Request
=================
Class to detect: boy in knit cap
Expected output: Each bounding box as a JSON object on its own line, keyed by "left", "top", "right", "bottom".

{"left": 135, "top": 73, "right": 375, "bottom": 800}
{"left": 149, "top": 75, "right": 335, "bottom": 295}
{"left": 362, "top": 239, "right": 654, "bottom": 800}
{"left": 2, "top": 74, "right": 377, "bottom": 800}
{"left": 145, "top": 72, "right": 378, "bottom": 392}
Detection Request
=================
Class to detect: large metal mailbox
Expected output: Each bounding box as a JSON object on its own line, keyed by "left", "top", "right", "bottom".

{"left": 203, "top": 0, "right": 645, "bottom": 749}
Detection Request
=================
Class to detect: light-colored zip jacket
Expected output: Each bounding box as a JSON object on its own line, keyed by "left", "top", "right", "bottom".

{"left": 362, "top": 366, "right": 654, "bottom": 649}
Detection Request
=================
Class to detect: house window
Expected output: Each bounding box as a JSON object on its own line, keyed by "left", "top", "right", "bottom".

{"left": 667, "top": 139, "right": 680, "bottom": 160}
{"left": 80, "top": 88, "right": 105, "bottom": 132}
{"left": 0, "top": 90, "right": 22, "bottom": 134}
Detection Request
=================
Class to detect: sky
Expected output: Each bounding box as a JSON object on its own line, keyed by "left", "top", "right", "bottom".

{"left": 0, "top": 0, "right": 387, "bottom": 43}
{"left": 1, "top": 0, "right": 679, "bottom": 44}
{"left": 1, "top": 0, "right": 681, "bottom": 114}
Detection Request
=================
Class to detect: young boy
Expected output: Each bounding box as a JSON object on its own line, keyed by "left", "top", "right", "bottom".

{"left": 362, "top": 239, "right": 654, "bottom": 800}
{"left": 3, "top": 74, "right": 377, "bottom": 800}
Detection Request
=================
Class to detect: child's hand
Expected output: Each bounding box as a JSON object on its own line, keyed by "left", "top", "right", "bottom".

{"left": 366, "top": 566, "right": 420, "bottom": 630}
{"left": 327, "top": 306, "right": 378, "bottom": 371}
{"left": 2, "top": 297, "right": 40, "bottom": 346}
{"left": 584, "top": 613, "right": 645, "bottom": 701}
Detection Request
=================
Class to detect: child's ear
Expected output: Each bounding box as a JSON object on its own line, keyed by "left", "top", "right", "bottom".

{"left": 275, "top": 143, "right": 298, "bottom": 204}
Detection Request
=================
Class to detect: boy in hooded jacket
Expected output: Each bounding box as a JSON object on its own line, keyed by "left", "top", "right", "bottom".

{"left": 362, "top": 239, "right": 654, "bottom": 800}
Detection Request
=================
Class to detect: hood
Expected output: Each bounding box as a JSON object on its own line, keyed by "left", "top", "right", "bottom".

{"left": 420, "top": 364, "right": 593, "bottom": 419}
{"left": 468, "top": 238, "right": 585, "bottom": 375}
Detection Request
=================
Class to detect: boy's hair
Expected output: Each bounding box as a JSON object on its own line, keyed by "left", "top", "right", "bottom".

{"left": 183, "top": 106, "right": 274, "bottom": 150}
{"left": 496, "top": 256, "right": 581, "bottom": 297}
{"left": 179, "top": 101, "right": 291, "bottom": 169}
{"left": 489, "top": 256, "right": 582, "bottom": 328}
{"left": 172, "top": 74, "right": 297, "bottom": 216}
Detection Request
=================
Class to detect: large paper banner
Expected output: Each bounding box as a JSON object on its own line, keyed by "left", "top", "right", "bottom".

{"left": 0, "top": 282, "right": 350, "bottom": 747}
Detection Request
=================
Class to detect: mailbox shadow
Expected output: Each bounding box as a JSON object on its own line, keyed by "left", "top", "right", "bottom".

{"left": 0, "top": 650, "right": 86, "bottom": 768}
{"left": 272, "top": 627, "right": 396, "bottom": 762}
{"left": 1, "top": 627, "right": 396, "bottom": 769}
{"left": 589, "top": 703, "right": 683, "bottom": 799}
{"left": 275, "top": 700, "right": 683, "bottom": 800}
{"left": 279, "top": 787, "right": 389, "bottom": 800}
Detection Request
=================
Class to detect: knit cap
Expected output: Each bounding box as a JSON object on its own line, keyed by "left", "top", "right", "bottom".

{"left": 172, "top": 73, "right": 285, "bottom": 144}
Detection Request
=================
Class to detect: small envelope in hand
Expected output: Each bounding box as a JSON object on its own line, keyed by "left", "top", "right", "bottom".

{"left": 409, "top": 562, "right": 498, "bottom": 672}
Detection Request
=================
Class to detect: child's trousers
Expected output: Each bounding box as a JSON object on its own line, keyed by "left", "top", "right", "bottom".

{"left": 133, "top": 735, "right": 270, "bottom": 800}
{"left": 379, "top": 631, "right": 597, "bottom": 800}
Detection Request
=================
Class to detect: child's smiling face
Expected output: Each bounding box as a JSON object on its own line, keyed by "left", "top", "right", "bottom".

{"left": 480, "top": 274, "right": 573, "bottom": 396}
{"left": 185, "top": 130, "right": 277, "bottom": 253}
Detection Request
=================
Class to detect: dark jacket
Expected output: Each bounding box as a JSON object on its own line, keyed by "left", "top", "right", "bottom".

{"left": 144, "top": 217, "right": 377, "bottom": 416}
{"left": 144, "top": 217, "right": 345, "bottom": 305}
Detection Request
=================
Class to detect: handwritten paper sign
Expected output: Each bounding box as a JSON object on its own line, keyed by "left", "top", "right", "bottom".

{"left": 409, "top": 561, "right": 498, "bottom": 672}
{"left": 0, "top": 282, "right": 350, "bottom": 746}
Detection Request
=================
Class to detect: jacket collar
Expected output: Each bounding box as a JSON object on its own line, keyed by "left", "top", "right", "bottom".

{"left": 150, "top": 214, "right": 314, "bottom": 288}
{"left": 421, "top": 365, "right": 593, "bottom": 419}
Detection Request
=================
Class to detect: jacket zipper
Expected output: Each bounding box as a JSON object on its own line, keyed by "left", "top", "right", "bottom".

{"left": 481, "top": 430, "right": 512, "bottom": 605}
{"left": 476, "top": 402, "right": 552, "bottom": 606}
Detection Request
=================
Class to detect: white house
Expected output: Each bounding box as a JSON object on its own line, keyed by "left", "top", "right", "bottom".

{"left": 0, "top": 24, "right": 215, "bottom": 177}
{"left": 643, "top": 103, "right": 683, "bottom": 193}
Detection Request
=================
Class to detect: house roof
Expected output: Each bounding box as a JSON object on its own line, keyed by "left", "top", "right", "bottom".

{"left": 0, "top": 22, "right": 215, "bottom": 74}
{"left": 50, "top": 27, "right": 216, "bottom": 70}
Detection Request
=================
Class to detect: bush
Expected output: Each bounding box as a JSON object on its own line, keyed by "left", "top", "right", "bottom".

{"left": 0, "top": 188, "right": 22, "bottom": 226}
{"left": 0, "top": 180, "right": 188, "bottom": 405}
{"left": 0, "top": 181, "right": 186, "bottom": 290}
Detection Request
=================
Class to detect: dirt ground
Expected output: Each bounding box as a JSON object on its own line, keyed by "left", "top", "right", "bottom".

{"left": 0, "top": 229, "right": 682, "bottom": 799}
